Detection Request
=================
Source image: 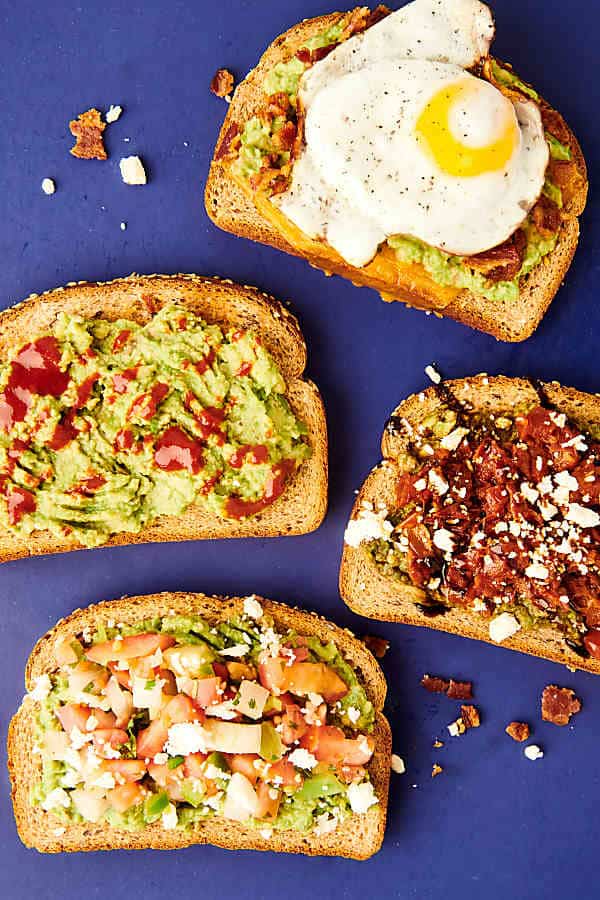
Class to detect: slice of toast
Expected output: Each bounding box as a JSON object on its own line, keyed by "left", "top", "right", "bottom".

{"left": 340, "top": 375, "right": 600, "bottom": 675}
{"left": 205, "top": 10, "right": 588, "bottom": 342}
{"left": 8, "top": 591, "right": 391, "bottom": 859}
{"left": 0, "top": 274, "right": 328, "bottom": 563}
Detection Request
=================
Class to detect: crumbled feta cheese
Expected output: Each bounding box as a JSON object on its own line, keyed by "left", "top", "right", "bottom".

{"left": 153, "top": 752, "right": 168, "bottom": 765}
{"left": 165, "top": 722, "right": 207, "bottom": 757}
{"left": 525, "top": 563, "right": 549, "bottom": 581}
{"left": 424, "top": 364, "right": 441, "bottom": 385}
{"left": 344, "top": 507, "right": 393, "bottom": 547}
{"left": 52, "top": 827, "right": 66, "bottom": 837}
{"left": 288, "top": 748, "right": 318, "bottom": 770}
{"left": 313, "top": 812, "right": 338, "bottom": 836}
{"left": 346, "top": 706, "right": 361, "bottom": 725}
{"left": 41, "top": 787, "right": 71, "bottom": 811}
{"left": 120, "top": 221, "right": 127, "bottom": 231}
{"left": 91, "top": 772, "right": 116, "bottom": 790}
{"left": 489, "top": 612, "right": 521, "bottom": 643}
{"left": 520, "top": 483, "right": 539, "bottom": 505}
{"left": 69, "top": 726, "right": 93, "bottom": 750}
{"left": 41, "top": 177, "right": 56, "bottom": 195}
{"left": 524, "top": 744, "right": 544, "bottom": 761}
{"left": 161, "top": 802, "right": 178, "bottom": 830}
{"left": 29, "top": 674, "right": 52, "bottom": 702}
{"left": 259, "top": 827, "right": 274, "bottom": 839}
{"left": 566, "top": 504, "right": 599, "bottom": 528}
{"left": 391, "top": 754, "right": 406, "bottom": 775}
{"left": 131, "top": 675, "right": 164, "bottom": 719}
{"left": 428, "top": 469, "right": 449, "bottom": 495}
{"left": 307, "top": 692, "right": 324, "bottom": 707}
{"left": 414, "top": 478, "right": 427, "bottom": 491}
{"left": 433, "top": 528, "right": 455, "bottom": 554}
{"left": 106, "top": 104, "right": 123, "bottom": 123}
{"left": 119, "top": 155, "right": 147, "bottom": 185}
{"left": 440, "top": 427, "right": 469, "bottom": 452}
{"left": 219, "top": 643, "right": 250, "bottom": 658}
{"left": 243, "top": 595, "right": 263, "bottom": 620}
{"left": 347, "top": 781, "right": 378, "bottom": 814}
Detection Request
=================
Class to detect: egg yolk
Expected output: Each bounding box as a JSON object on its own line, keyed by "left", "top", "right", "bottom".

{"left": 415, "top": 80, "right": 519, "bottom": 177}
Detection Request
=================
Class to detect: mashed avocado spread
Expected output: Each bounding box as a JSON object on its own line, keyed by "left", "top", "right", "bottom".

{"left": 30, "top": 600, "right": 377, "bottom": 835}
{"left": 0, "top": 303, "right": 310, "bottom": 547}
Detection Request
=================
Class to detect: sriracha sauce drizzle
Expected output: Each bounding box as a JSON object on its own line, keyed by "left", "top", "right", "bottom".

{"left": 225, "top": 459, "right": 295, "bottom": 519}
{"left": 154, "top": 427, "right": 204, "bottom": 474}
{"left": 0, "top": 336, "right": 69, "bottom": 431}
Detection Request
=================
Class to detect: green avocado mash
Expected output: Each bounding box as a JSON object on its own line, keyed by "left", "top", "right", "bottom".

{"left": 490, "top": 60, "right": 540, "bottom": 101}
{"left": 388, "top": 221, "right": 558, "bottom": 303}
{"left": 31, "top": 608, "right": 377, "bottom": 835}
{"left": 0, "top": 303, "right": 310, "bottom": 547}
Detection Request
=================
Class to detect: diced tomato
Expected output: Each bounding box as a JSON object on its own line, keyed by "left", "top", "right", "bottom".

{"left": 164, "top": 693, "right": 204, "bottom": 724}
{"left": 283, "top": 662, "right": 348, "bottom": 704}
{"left": 67, "top": 659, "right": 109, "bottom": 695}
{"left": 136, "top": 693, "right": 203, "bottom": 760}
{"left": 107, "top": 782, "right": 145, "bottom": 813}
{"left": 194, "top": 676, "right": 221, "bottom": 708}
{"left": 101, "top": 759, "right": 147, "bottom": 782}
{"left": 86, "top": 633, "right": 175, "bottom": 666}
{"left": 300, "top": 725, "right": 374, "bottom": 766}
{"left": 136, "top": 718, "right": 169, "bottom": 760}
{"left": 105, "top": 676, "right": 133, "bottom": 729}
{"left": 212, "top": 662, "right": 229, "bottom": 682}
{"left": 158, "top": 668, "right": 178, "bottom": 695}
{"left": 56, "top": 703, "right": 116, "bottom": 735}
{"left": 281, "top": 703, "right": 308, "bottom": 745}
{"left": 282, "top": 645, "right": 309, "bottom": 664}
{"left": 147, "top": 762, "right": 186, "bottom": 802}
{"left": 264, "top": 757, "right": 301, "bottom": 788}
{"left": 258, "top": 656, "right": 286, "bottom": 693}
{"left": 183, "top": 752, "right": 208, "bottom": 779}
{"left": 228, "top": 754, "right": 260, "bottom": 785}
{"left": 335, "top": 763, "right": 367, "bottom": 784}
{"left": 55, "top": 638, "right": 83, "bottom": 666}
{"left": 255, "top": 781, "right": 281, "bottom": 820}
{"left": 108, "top": 662, "right": 132, "bottom": 690}
{"left": 92, "top": 728, "right": 129, "bottom": 757}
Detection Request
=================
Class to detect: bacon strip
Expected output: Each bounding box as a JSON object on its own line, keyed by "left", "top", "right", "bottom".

{"left": 467, "top": 229, "right": 527, "bottom": 282}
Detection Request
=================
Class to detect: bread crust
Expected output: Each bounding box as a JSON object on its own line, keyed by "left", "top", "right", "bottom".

{"left": 340, "top": 375, "right": 600, "bottom": 675}
{"left": 205, "top": 11, "right": 588, "bottom": 342}
{"left": 8, "top": 591, "right": 391, "bottom": 859}
{"left": 0, "top": 273, "right": 328, "bottom": 563}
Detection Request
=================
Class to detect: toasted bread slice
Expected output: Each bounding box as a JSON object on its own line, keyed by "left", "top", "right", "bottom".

{"left": 205, "top": 11, "right": 588, "bottom": 342}
{"left": 8, "top": 591, "right": 391, "bottom": 858}
{"left": 0, "top": 274, "right": 328, "bottom": 563}
{"left": 340, "top": 375, "right": 600, "bottom": 675}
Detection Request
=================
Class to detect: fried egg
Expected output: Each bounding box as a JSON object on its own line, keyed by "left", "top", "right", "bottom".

{"left": 275, "top": 0, "right": 549, "bottom": 267}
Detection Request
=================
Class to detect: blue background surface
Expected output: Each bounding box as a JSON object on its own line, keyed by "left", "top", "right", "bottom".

{"left": 1, "top": 1, "right": 598, "bottom": 897}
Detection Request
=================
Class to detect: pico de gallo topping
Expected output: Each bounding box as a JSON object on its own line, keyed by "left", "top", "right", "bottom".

{"left": 348, "top": 396, "right": 600, "bottom": 658}
{"left": 0, "top": 303, "right": 310, "bottom": 547}
{"left": 30, "top": 599, "right": 378, "bottom": 834}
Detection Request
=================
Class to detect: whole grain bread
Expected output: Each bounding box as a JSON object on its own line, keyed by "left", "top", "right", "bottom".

{"left": 8, "top": 591, "right": 391, "bottom": 859}
{"left": 205, "top": 10, "right": 588, "bottom": 342}
{"left": 0, "top": 274, "right": 328, "bottom": 563}
{"left": 340, "top": 374, "right": 600, "bottom": 675}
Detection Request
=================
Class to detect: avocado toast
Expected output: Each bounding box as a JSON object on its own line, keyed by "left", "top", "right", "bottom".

{"left": 8, "top": 591, "right": 391, "bottom": 859}
{"left": 0, "top": 274, "right": 328, "bottom": 562}
{"left": 340, "top": 375, "right": 600, "bottom": 674}
{"left": 205, "top": 2, "right": 587, "bottom": 341}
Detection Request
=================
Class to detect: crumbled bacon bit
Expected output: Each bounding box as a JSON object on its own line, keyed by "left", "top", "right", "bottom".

{"left": 69, "top": 108, "right": 107, "bottom": 160}
{"left": 541, "top": 685, "right": 582, "bottom": 726}
{"left": 531, "top": 195, "right": 562, "bottom": 238}
{"left": 215, "top": 122, "right": 240, "bottom": 161}
{"left": 421, "top": 674, "right": 450, "bottom": 694}
{"left": 431, "top": 763, "right": 443, "bottom": 778}
{"left": 362, "top": 635, "right": 390, "bottom": 659}
{"left": 460, "top": 705, "right": 481, "bottom": 729}
{"left": 210, "top": 68, "right": 235, "bottom": 98}
{"left": 447, "top": 679, "right": 473, "bottom": 701}
{"left": 506, "top": 721, "right": 530, "bottom": 742}
{"left": 364, "top": 4, "right": 392, "bottom": 29}
{"left": 468, "top": 228, "right": 527, "bottom": 282}
{"left": 433, "top": 739, "right": 444, "bottom": 748}
{"left": 421, "top": 674, "right": 473, "bottom": 699}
